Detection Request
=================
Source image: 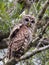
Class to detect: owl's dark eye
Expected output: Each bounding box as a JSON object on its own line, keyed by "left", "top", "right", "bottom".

{"left": 25, "top": 18, "right": 29, "bottom": 21}
{"left": 31, "top": 20, "right": 35, "bottom": 23}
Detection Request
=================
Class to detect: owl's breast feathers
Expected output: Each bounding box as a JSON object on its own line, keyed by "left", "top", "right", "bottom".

{"left": 8, "top": 25, "right": 32, "bottom": 59}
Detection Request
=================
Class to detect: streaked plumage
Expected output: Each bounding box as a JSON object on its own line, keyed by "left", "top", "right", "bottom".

{"left": 8, "top": 15, "right": 35, "bottom": 60}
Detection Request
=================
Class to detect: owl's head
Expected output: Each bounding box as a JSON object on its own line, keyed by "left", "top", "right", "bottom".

{"left": 20, "top": 15, "right": 35, "bottom": 28}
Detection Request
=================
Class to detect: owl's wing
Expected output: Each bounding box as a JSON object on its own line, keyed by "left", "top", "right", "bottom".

{"left": 9, "top": 23, "right": 23, "bottom": 39}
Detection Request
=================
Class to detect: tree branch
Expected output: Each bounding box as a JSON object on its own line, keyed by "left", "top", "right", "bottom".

{"left": 38, "top": 0, "right": 49, "bottom": 20}
{"left": 33, "top": 0, "right": 49, "bottom": 35}
{"left": 5, "top": 45, "right": 49, "bottom": 65}
{"left": 20, "top": 45, "right": 49, "bottom": 60}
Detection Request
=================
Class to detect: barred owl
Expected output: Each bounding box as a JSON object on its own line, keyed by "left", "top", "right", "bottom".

{"left": 8, "top": 15, "right": 35, "bottom": 61}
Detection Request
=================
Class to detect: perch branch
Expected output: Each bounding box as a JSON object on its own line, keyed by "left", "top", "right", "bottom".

{"left": 5, "top": 45, "right": 49, "bottom": 65}
{"left": 20, "top": 45, "right": 49, "bottom": 60}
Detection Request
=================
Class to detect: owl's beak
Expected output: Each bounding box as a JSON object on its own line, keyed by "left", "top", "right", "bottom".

{"left": 27, "top": 22, "right": 31, "bottom": 27}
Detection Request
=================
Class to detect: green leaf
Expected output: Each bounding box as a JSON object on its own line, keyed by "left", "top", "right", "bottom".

{"left": 45, "top": 61, "right": 49, "bottom": 65}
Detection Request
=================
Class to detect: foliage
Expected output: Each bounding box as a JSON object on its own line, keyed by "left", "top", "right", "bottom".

{"left": 0, "top": 0, "right": 49, "bottom": 65}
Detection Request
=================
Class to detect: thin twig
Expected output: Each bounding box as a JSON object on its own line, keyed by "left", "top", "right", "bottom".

{"left": 32, "top": 0, "right": 49, "bottom": 35}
